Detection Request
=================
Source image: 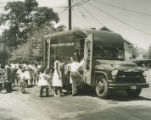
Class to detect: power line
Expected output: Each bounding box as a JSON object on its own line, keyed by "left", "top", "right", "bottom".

{"left": 73, "top": 0, "right": 104, "bottom": 26}
{"left": 72, "top": 0, "right": 90, "bottom": 8}
{"left": 80, "top": 5, "right": 104, "bottom": 26}
{"left": 94, "top": 0, "right": 151, "bottom": 17}
{"left": 80, "top": 11, "right": 87, "bottom": 20}
{"left": 75, "top": 0, "right": 87, "bottom": 19}
{"left": 58, "top": 7, "right": 68, "bottom": 14}
{"left": 86, "top": 2, "right": 151, "bottom": 37}
{"left": 58, "top": 0, "right": 84, "bottom": 15}
{"left": 73, "top": 0, "right": 91, "bottom": 27}
{"left": 73, "top": 7, "right": 90, "bottom": 27}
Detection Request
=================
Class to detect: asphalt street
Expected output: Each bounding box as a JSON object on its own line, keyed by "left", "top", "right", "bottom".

{"left": 0, "top": 74, "right": 151, "bottom": 120}
{"left": 0, "top": 85, "right": 151, "bottom": 120}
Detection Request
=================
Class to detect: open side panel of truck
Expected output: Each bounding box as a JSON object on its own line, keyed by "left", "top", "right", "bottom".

{"left": 84, "top": 34, "right": 93, "bottom": 85}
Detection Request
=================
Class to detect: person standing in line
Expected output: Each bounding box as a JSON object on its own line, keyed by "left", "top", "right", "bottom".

{"left": 37, "top": 68, "right": 50, "bottom": 97}
{"left": 52, "top": 56, "right": 63, "bottom": 97}
{"left": 33, "top": 63, "right": 39, "bottom": 85}
{"left": 16, "top": 65, "right": 23, "bottom": 86}
{"left": 10, "top": 60, "right": 17, "bottom": 86}
{"left": 37, "top": 62, "right": 42, "bottom": 70}
{"left": 23, "top": 67, "right": 31, "bottom": 87}
{"left": 15, "top": 61, "right": 20, "bottom": 86}
{"left": 69, "top": 57, "right": 84, "bottom": 96}
{"left": 5, "top": 64, "right": 12, "bottom": 92}
{"left": 64, "top": 59, "right": 71, "bottom": 94}
{"left": 28, "top": 62, "right": 34, "bottom": 86}
{"left": 20, "top": 68, "right": 27, "bottom": 94}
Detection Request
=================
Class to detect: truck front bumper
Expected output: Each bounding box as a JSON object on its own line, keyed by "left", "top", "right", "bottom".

{"left": 109, "top": 83, "right": 149, "bottom": 89}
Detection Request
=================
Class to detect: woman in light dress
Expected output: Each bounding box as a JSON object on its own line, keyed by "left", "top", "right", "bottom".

{"left": 52, "top": 57, "right": 63, "bottom": 96}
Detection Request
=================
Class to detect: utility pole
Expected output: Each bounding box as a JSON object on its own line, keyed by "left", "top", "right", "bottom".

{"left": 68, "top": 0, "right": 72, "bottom": 30}
{"left": 3, "top": 30, "right": 6, "bottom": 63}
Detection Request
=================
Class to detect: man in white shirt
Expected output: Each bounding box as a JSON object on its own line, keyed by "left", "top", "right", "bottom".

{"left": 69, "top": 57, "right": 84, "bottom": 96}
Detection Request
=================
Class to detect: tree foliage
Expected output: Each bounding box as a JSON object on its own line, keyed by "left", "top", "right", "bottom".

{"left": 33, "top": 7, "right": 59, "bottom": 28}
{"left": 0, "top": 0, "right": 60, "bottom": 48}
{"left": 11, "top": 23, "right": 67, "bottom": 61}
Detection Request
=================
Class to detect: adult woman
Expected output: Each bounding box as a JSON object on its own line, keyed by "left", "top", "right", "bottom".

{"left": 52, "top": 57, "right": 63, "bottom": 96}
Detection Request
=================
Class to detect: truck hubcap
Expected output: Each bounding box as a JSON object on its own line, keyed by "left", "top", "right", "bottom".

{"left": 97, "top": 81, "right": 105, "bottom": 94}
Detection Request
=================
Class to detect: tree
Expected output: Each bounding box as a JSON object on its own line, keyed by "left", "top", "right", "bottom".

{"left": 11, "top": 23, "right": 57, "bottom": 61}
{"left": 33, "top": 7, "right": 59, "bottom": 29}
{"left": 56, "top": 25, "right": 67, "bottom": 32}
{"left": 0, "top": 0, "right": 59, "bottom": 49}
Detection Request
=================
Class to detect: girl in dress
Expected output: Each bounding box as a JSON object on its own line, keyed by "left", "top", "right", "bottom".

{"left": 52, "top": 57, "right": 63, "bottom": 97}
{"left": 38, "top": 67, "right": 50, "bottom": 97}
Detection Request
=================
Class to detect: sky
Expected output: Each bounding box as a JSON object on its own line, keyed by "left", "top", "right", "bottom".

{"left": 0, "top": 0, "right": 151, "bottom": 50}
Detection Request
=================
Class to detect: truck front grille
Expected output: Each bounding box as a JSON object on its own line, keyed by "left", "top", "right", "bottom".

{"left": 116, "top": 71, "right": 144, "bottom": 83}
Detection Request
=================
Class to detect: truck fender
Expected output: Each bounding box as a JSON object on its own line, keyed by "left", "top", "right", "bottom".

{"left": 94, "top": 71, "right": 109, "bottom": 83}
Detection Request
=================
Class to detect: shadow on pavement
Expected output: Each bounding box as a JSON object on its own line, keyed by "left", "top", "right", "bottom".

{"left": 75, "top": 84, "right": 151, "bottom": 101}
{"left": 106, "top": 91, "right": 151, "bottom": 101}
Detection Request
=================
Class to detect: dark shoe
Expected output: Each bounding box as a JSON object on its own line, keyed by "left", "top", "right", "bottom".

{"left": 46, "top": 94, "right": 50, "bottom": 97}
{"left": 72, "top": 93, "right": 78, "bottom": 96}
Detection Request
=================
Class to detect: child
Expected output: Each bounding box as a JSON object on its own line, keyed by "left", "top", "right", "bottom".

{"left": 45, "top": 68, "right": 52, "bottom": 91}
{"left": 16, "top": 65, "right": 22, "bottom": 86}
{"left": 37, "top": 68, "right": 50, "bottom": 97}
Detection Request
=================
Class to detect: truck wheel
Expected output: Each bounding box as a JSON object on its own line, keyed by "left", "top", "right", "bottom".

{"left": 95, "top": 75, "right": 109, "bottom": 98}
{"left": 126, "top": 88, "right": 142, "bottom": 97}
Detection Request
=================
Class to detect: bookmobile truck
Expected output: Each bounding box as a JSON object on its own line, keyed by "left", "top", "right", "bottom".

{"left": 43, "top": 29, "right": 149, "bottom": 98}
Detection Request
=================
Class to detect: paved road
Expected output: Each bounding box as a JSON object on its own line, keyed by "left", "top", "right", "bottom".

{"left": 0, "top": 84, "right": 151, "bottom": 120}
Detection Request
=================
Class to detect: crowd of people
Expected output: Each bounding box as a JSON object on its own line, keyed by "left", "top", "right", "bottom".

{"left": 0, "top": 56, "right": 84, "bottom": 97}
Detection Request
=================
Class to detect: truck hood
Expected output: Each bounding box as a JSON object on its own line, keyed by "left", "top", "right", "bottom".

{"left": 95, "top": 60, "right": 142, "bottom": 71}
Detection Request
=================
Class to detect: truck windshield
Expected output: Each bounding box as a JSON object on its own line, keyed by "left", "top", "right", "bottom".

{"left": 94, "top": 46, "right": 125, "bottom": 60}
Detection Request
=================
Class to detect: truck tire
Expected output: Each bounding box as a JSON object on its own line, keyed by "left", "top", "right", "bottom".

{"left": 95, "top": 75, "right": 109, "bottom": 98}
{"left": 126, "top": 88, "right": 142, "bottom": 97}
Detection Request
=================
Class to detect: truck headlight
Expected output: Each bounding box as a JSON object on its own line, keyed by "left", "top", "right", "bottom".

{"left": 111, "top": 69, "right": 118, "bottom": 76}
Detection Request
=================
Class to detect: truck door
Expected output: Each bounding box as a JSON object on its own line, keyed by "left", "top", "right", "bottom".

{"left": 83, "top": 34, "right": 93, "bottom": 85}
{"left": 47, "top": 38, "right": 51, "bottom": 68}
{"left": 43, "top": 38, "right": 51, "bottom": 68}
